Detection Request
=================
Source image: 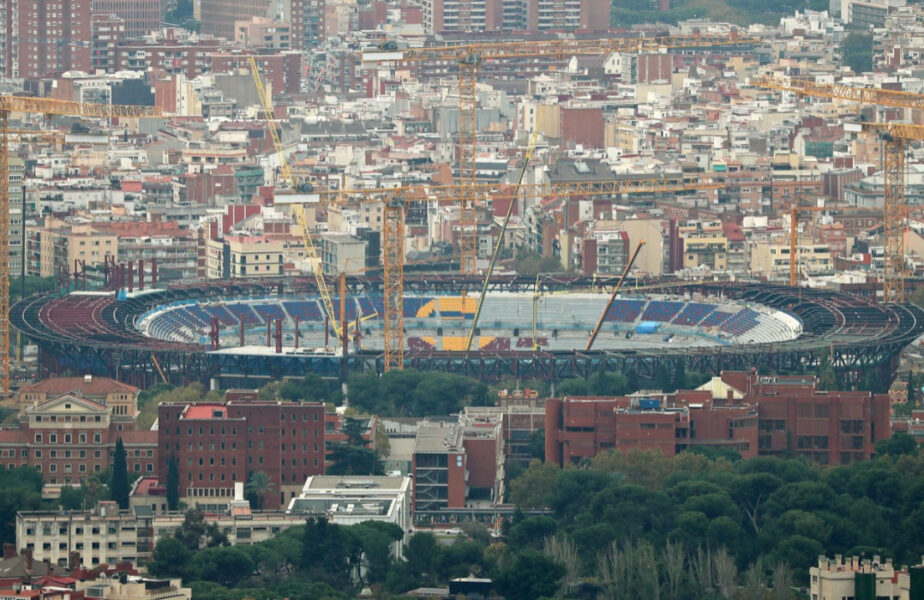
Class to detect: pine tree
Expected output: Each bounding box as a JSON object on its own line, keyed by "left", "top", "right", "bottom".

{"left": 166, "top": 456, "right": 179, "bottom": 511}
{"left": 111, "top": 437, "right": 129, "bottom": 509}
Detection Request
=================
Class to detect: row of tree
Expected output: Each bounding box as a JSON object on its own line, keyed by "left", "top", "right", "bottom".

{"left": 509, "top": 435, "right": 923, "bottom": 588}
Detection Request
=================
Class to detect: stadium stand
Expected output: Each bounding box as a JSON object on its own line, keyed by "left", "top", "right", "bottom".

{"left": 603, "top": 299, "right": 646, "bottom": 322}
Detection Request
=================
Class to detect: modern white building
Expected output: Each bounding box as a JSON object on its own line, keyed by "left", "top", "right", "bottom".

{"left": 286, "top": 475, "right": 412, "bottom": 557}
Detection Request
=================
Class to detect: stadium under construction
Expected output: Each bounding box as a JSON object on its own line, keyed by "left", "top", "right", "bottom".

{"left": 11, "top": 276, "right": 924, "bottom": 389}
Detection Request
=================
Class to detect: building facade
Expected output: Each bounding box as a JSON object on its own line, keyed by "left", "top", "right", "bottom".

{"left": 199, "top": 0, "right": 274, "bottom": 40}
{"left": 0, "top": 392, "right": 155, "bottom": 488}
{"left": 1, "top": 0, "right": 92, "bottom": 79}
{"left": 156, "top": 400, "right": 326, "bottom": 510}
{"left": 91, "top": 0, "right": 160, "bottom": 39}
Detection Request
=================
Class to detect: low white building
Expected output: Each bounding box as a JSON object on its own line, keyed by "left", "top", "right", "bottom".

{"left": 810, "top": 555, "right": 924, "bottom": 600}
{"left": 286, "top": 475, "right": 412, "bottom": 557}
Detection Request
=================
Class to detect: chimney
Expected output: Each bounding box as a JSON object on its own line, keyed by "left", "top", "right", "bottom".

{"left": 22, "top": 548, "right": 32, "bottom": 570}
{"left": 84, "top": 374, "right": 92, "bottom": 384}
{"left": 3, "top": 543, "right": 14, "bottom": 559}
{"left": 234, "top": 481, "right": 244, "bottom": 502}
{"left": 68, "top": 551, "right": 80, "bottom": 571}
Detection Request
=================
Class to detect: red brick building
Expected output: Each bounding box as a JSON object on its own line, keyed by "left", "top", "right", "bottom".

{"left": 0, "top": 393, "right": 156, "bottom": 487}
{"left": 545, "top": 371, "right": 890, "bottom": 467}
{"left": 157, "top": 400, "right": 325, "bottom": 509}
{"left": 545, "top": 392, "right": 758, "bottom": 465}
{"left": 2, "top": 0, "right": 92, "bottom": 79}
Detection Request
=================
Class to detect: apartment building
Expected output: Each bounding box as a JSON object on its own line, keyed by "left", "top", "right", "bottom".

{"left": 156, "top": 400, "right": 326, "bottom": 510}
{"left": 8, "top": 158, "right": 24, "bottom": 280}
{"left": 235, "top": 17, "right": 291, "bottom": 49}
{"left": 749, "top": 242, "right": 834, "bottom": 278}
{"left": 205, "top": 235, "right": 285, "bottom": 279}
{"left": 421, "top": 0, "right": 607, "bottom": 33}
{"left": 1, "top": 0, "right": 92, "bottom": 78}
{"left": 199, "top": 0, "right": 274, "bottom": 40}
{"left": 26, "top": 220, "right": 118, "bottom": 279}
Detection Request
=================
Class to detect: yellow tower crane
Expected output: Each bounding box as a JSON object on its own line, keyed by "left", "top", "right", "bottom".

{"left": 249, "top": 57, "right": 343, "bottom": 344}
{"left": 0, "top": 95, "right": 162, "bottom": 401}
{"left": 363, "top": 33, "right": 758, "bottom": 275}
{"left": 278, "top": 175, "right": 720, "bottom": 369}
{"left": 753, "top": 76, "right": 924, "bottom": 303}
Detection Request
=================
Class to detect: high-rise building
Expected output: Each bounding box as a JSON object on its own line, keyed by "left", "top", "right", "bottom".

{"left": 91, "top": 13, "right": 125, "bottom": 73}
{"left": 8, "top": 158, "right": 24, "bottom": 281}
{"left": 199, "top": 0, "right": 273, "bottom": 40}
{"left": 289, "top": 0, "right": 326, "bottom": 49}
{"left": 1, "top": 0, "right": 92, "bottom": 79}
{"left": 92, "top": 0, "right": 161, "bottom": 39}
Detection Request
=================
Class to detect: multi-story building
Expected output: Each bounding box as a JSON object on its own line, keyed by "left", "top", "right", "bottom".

{"left": 749, "top": 241, "right": 834, "bottom": 278}
{"left": 677, "top": 220, "right": 729, "bottom": 271}
{"left": 91, "top": 0, "right": 160, "bottom": 39}
{"left": 26, "top": 219, "right": 119, "bottom": 279}
{"left": 411, "top": 419, "right": 502, "bottom": 516}
{"left": 320, "top": 233, "right": 366, "bottom": 276}
{"left": 421, "top": 0, "right": 607, "bottom": 33}
{"left": 289, "top": 0, "right": 326, "bottom": 50}
{"left": 810, "top": 555, "right": 924, "bottom": 600}
{"left": 17, "top": 502, "right": 155, "bottom": 568}
{"left": 156, "top": 400, "right": 326, "bottom": 510}
{"left": 8, "top": 158, "right": 24, "bottom": 281}
{"left": 205, "top": 235, "right": 285, "bottom": 279}
{"left": 199, "top": 0, "right": 274, "bottom": 40}
{"left": 1, "top": 0, "right": 92, "bottom": 79}
{"left": 91, "top": 13, "right": 125, "bottom": 73}
{"left": 545, "top": 371, "right": 891, "bottom": 466}
{"left": 0, "top": 389, "right": 156, "bottom": 488}
{"left": 234, "top": 16, "right": 291, "bottom": 49}
{"left": 576, "top": 230, "right": 629, "bottom": 277}
{"left": 545, "top": 392, "right": 759, "bottom": 465}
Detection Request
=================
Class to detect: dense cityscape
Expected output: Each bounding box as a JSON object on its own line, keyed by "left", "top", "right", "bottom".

{"left": 1, "top": 0, "right": 924, "bottom": 598}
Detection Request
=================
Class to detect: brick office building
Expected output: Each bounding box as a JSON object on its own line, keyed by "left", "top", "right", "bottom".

{"left": 545, "top": 392, "right": 759, "bottom": 466}
{"left": 157, "top": 400, "right": 325, "bottom": 510}
{"left": 545, "top": 371, "right": 890, "bottom": 467}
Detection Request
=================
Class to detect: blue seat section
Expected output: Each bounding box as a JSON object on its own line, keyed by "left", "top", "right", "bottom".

{"left": 671, "top": 303, "right": 716, "bottom": 326}
{"left": 403, "top": 297, "right": 428, "bottom": 318}
{"left": 202, "top": 305, "right": 236, "bottom": 325}
{"left": 720, "top": 308, "right": 760, "bottom": 336}
{"left": 641, "top": 301, "right": 685, "bottom": 322}
{"left": 283, "top": 301, "right": 323, "bottom": 322}
{"left": 226, "top": 303, "right": 260, "bottom": 324}
{"left": 700, "top": 310, "right": 734, "bottom": 328}
{"left": 357, "top": 297, "right": 382, "bottom": 319}
{"left": 254, "top": 304, "right": 286, "bottom": 324}
{"left": 184, "top": 305, "right": 211, "bottom": 326}
{"left": 603, "top": 299, "right": 646, "bottom": 322}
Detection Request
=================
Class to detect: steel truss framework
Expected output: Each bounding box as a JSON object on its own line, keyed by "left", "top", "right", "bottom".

{"left": 16, "top": 280, "right": 924, "bottom": 389}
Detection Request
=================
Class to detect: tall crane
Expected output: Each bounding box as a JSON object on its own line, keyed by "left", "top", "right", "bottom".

{"left": 363, "top": 33, "right": 757, "bottom": 274}
{"left": 0, "top": 95, "right": 162, "bottom": 401}
{"left": 753, "top": 76, "right": 924, "bottom": 302}
{"left": 276, "top": 175, "right": 719, "bottom": 369}
{"left": 249, "top": 57, "right": 342, "bottom": 344}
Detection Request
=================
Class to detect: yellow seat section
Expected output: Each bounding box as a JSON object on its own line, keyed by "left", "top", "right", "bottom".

{"left": 441, "top": 336, "right": 468, "bottom": 351}
{"left": 478, "top": 336, "right": 495, "bottom": 349}
{"left": 416, "top": 299, "right": 437, "bottom": 318}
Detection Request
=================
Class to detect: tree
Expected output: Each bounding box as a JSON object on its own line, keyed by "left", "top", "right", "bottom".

{"left": 246, "top": 471, "right": 277, "bottom": 510}
{"left": 341, "top": 417, "right": 367, "bottom": 446}
{"left": 875, "top": 432, "right": 918, "bottom": 458}
{"left": 176, "top": 509, "right": 227, "bottom": 550}
{"left": 166, "top": 456, "right": 180, "bottom": 511}
{"left": 149, "top": 537, "right": 192, "bottom": 577}
{"left": 840, "top": 33, "right": 873, "bottom": 74}
{"left": 509, "top": 460, "right": 559, "bottom": 508}
{"left": 327, "top": 444, "right": 384, "bottom": 476}
{"left": 111, "top": 437, "right": 129, "bottom": 509}
{"left": 495, "top": 549, "right": 565, "bottom": 600}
